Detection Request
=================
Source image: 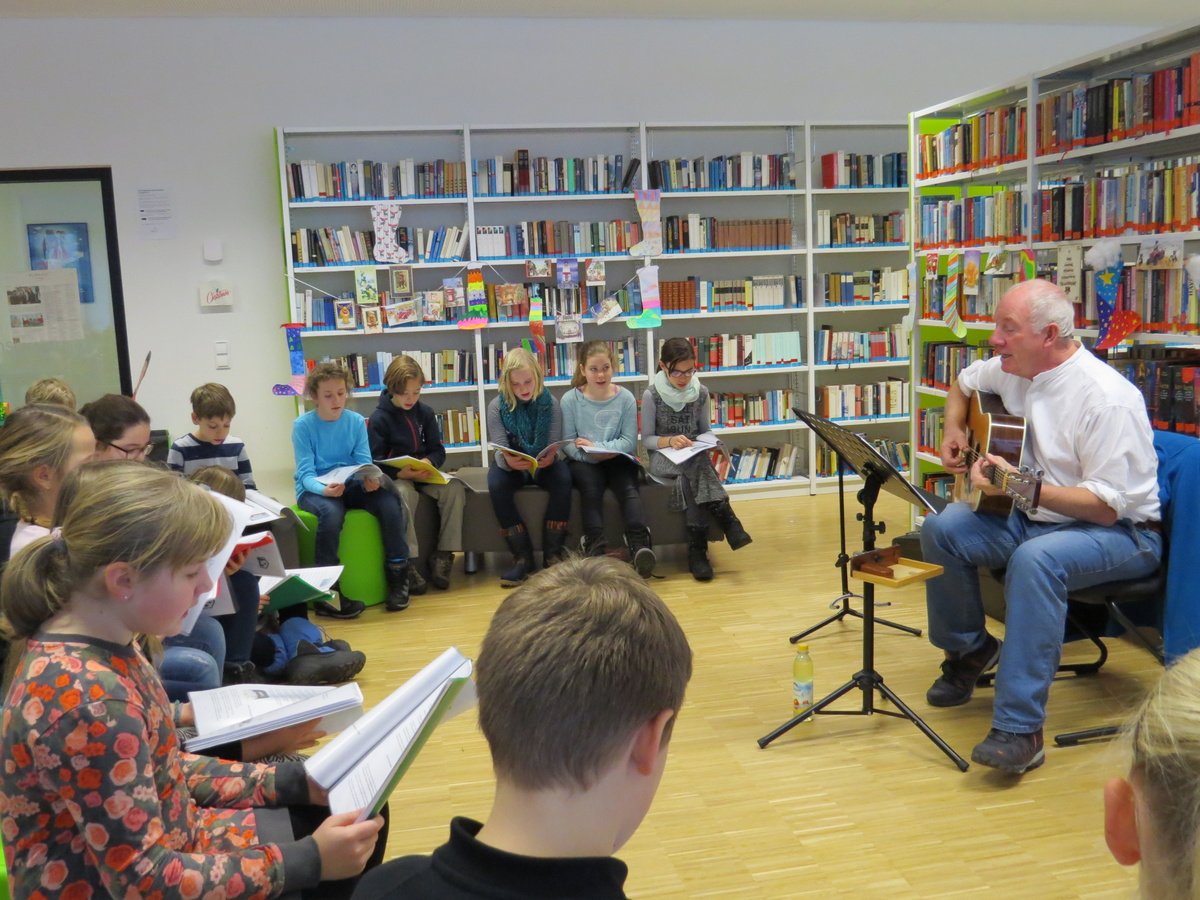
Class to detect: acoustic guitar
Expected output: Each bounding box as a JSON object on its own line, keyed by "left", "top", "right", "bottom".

{"left": 951, "top": 391, "right": 1043, "bottom": 515}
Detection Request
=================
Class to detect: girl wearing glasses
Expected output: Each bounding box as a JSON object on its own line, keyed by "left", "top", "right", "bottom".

{"left": 80, "top": 393, "right": 155, "bottom": 461}
{"left": 643, "top": 337, "right": 752, "bottom": 581}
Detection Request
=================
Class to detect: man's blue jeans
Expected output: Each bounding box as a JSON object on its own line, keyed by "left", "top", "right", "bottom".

{"left": 922, "top": 502, "right": 1162, "bottom": 734}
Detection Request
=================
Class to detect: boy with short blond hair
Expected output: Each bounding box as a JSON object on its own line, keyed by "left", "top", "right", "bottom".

{"left": 352, "top": 556, "right": 693, "bottom": 899}
{"left": 295, "top": 362, "right": 412, "bottom": 614}
{"left": 23, "top": 376, "right": 77, "bottom": 410}
{"left": 368, "top": 355, "right": 466, "bottom": 591}
{"left": 167, "top": 381, "right": 255, "bottom": 487}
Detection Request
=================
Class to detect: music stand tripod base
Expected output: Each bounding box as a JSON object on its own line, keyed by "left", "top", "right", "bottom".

{"left": 758, "top": 410, "right": 969, "bottom": 772}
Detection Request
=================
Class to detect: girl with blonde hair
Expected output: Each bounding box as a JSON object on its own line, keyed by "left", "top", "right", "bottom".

{"left": 485, "top": 347, "right": 572, "bottom": 586}
{"left": 0, "top": 461, "right": 385, "bottom": 897}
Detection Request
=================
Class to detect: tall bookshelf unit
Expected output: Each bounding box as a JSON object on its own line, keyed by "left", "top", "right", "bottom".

{"left": 909, "top": 20, "right": 1200, "bottom": 515}
{"left": 276, "top": 121, "right": 911, "bottom": 496}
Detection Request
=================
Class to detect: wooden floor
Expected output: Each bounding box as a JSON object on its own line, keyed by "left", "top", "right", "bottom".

{"left": 326, "top": 492, "right": 1158, "bottom": 898}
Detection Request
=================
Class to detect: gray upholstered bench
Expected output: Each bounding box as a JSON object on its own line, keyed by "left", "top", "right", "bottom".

{"left": 410, "top": 466, "right": 720, "bottom": 573}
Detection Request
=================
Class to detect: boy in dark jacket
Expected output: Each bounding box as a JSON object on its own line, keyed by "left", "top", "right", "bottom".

{"left": 368, "top": 355, "right": 466, "bottom": 590}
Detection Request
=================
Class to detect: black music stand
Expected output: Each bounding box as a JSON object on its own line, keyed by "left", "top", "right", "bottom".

{"left": 789, "top": 461, "right": 922, "bottom": 642}
{"left": 757, "top": 411, "right": 968, "bottom": 772}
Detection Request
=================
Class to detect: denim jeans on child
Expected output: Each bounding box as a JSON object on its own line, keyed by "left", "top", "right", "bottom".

{"left": 160, "top": 613, "right": 226, "bottom": 701}
{"left": 922, "top": 502, "right": 1162, "bottom": 734}
{"left": 298, "top": 479, "right": 410, "bottom": 566}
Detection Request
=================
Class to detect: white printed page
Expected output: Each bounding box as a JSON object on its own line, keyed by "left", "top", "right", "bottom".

{"left": 189, "top": 683, "right": 362, "bottom": 743}
{"left": 305, "top": 648, "right": 471, "bottom": 790}
{"left": 327, "top": 690, "right": 442, "bottom": 819}
{"left": 181, "top": 492, "right": 254, "bottom": 635}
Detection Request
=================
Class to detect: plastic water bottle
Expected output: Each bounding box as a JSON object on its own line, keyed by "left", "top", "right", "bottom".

{"left": 792, "top": 643, "right": 814, "bottom": 717}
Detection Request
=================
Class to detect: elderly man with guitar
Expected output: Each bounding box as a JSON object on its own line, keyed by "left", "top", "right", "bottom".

{"left": 921, "top": 278, "right": 1162, "bottom": 775}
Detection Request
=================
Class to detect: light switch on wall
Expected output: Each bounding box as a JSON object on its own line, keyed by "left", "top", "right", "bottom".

{"left": 215, "top": 341, "right": 231, "bottom": 370}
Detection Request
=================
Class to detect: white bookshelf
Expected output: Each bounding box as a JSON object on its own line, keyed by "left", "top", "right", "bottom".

{"left": 276, "top": 120, "right": 913, "bottom": 494}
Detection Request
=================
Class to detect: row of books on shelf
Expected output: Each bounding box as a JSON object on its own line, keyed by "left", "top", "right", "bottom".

{"left": 922, "top": 472, "right": 956, "bottom": 502}
{"left": 919, "top": 273, "right": 1012, "bottom": 321}
{"left": 473, "top": 152, "right": 629, "bottom": 197}
{"left": 815, "top": 379, "right": 910, "bottom": 420}
{"left": 916, "top": 104, "right": 1027, "bottom": 179}
{"left": 816, "top": 439, "right": 910, "bottom": 477}
{"left": 315, "top": 350, "right": 476, "bottom": 390}
{"left": 917, "top": 406, "right": 946, "bottom": 456}
{"left": 660, "top": 275, "right": 802, "bottom": 313}
{"left": 920, "top": 342, "right": 994, "bottom": 390}
{"left": 474, "top": 219, "right": 644, "bottom": 259}
{"left": 1033, "top": 161, "right": 1200, "bottom": 242}
{"left": 710, "top": 443, "right": 800, "bottom": 484}
{"left": 292, "top": 224, "right": 468, "bottom": 267}
{"left": 814, "top": 324, "right": 909, "bottom": 365}
{"left": 818, "top": 268, "right": 910, "bottom": 306}
{"left": 285, "top": 158, "right": 469, "bottom": 202}
{"left": 813, "top": 209, "right": 907, "bottom": 248}
{"left": 481, "top": 338, "right": 645, "bottom": 384}
{"left": 1076, "top": 267, "right": 1200, "bottom": 333}
{"left": 1112, "top": 347, "right": 1200, "bottom": 435}
{"left": 647, "top": 153, "right": 794, "bottom": 192}
{"left": 709, "top": 390, "right": 797, "bottom": 428}
{"left": 679, "top": 331, "right": 804, "bottom": 370}
{"left": 660, "top": 215, "right": 792, "bottom": 253}
{"left": 819, "top": 151, "right": 908, "bottom": 189}
{"left": 916, "top": 189, "right": 1024, "bottom": 248}
{"left": 1036, "top": 53, "right": 1200, "bottom": 155}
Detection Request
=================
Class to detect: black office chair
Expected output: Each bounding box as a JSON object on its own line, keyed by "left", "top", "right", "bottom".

{"left": 1053, "top": 570, "right": 1165, "bottom": 746}
{"left": 974, "top": 566, "right": 1164, "bottom": 698}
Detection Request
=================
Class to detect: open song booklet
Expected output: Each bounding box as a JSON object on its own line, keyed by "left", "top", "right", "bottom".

{"left": 317, "top": 463, "right": 386, "bottom": 486}
{"left": 488, "top": 439, "right": 574, "bottom": 474}
{"left": 259, "top": 565, "right": 344, "bottom": 612}
{"left": 376, "top": 456, "right": 476, "bottom": 489}
{"left": 305, "top": 647, "right": 476, "bottom": 822}
{"left": 184, "top": 682, "right": 365, "bottom": 753}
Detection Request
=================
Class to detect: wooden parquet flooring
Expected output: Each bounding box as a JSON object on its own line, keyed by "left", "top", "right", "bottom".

{"left": 326, "top": 492, "right": 1156, "bottom": 898}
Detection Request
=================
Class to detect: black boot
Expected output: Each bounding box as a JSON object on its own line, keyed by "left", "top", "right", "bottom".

{"left": 500, "top": 524, "right": 535, "bottom": 588}
{"left": 580, "top": 529, "right": 607, "bottom": 558}
{"left": 385, "top": 561, "right": 411, "bottom": 612}
{"left": 625, "top": 526, "right": 656, "bottom": 578}
{"left": 408, "top": 564, "right": 428, "bottom": 596}
{"left": 704, "top": 499, "right": 753, "bottom": 550}
{"left": 542, "top": 520, "right": 570, "bottom": 568}
{"left": 687, "top": 526, "right": 714, "bottom": 582}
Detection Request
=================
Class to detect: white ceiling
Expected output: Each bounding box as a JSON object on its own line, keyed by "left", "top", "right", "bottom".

{"left": 0, "top": 0, "right": 1192, "bottom": 26}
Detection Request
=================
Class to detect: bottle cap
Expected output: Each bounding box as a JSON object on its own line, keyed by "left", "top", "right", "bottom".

{"left": 795, "top": 643, "right": 809, "bottom": 652}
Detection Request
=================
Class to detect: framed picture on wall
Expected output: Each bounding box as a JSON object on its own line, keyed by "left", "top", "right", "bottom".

{"left": 27, "top": 222, "right": 95, "bottom": 304}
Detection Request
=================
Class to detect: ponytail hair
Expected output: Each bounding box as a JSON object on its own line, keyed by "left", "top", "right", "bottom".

{"left": 0, "top": 403, "right": 90, "bottom": 519}
{"left": 1, "top": 460, "right": 229, "bottom": 641}
{"left": 571, "top": 341, "right": 615, "bottom": 389}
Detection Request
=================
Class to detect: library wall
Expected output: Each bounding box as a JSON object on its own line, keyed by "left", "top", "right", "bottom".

{"left": 0, "top": 16, "right": 1147, "bottom": 498}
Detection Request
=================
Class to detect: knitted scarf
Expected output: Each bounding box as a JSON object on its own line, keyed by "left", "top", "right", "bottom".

{"left": 653, "top": 369, "right": 701, "bottom": 412}
{"left": 499, "top": 389, "right": 553, "bottom": 453}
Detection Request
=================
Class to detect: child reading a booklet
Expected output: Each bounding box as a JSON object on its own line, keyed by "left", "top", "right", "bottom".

{"left": 79, "top": 392, "right": 155, "bottom": 462}
{"left": 351, "top": 556, "right": 693, "bottom": 900}
{"left": 167, "top": 382, "right": 256, "bottom": 487}
{"left": 368, "top": 355, "right": 466, "bottom": 592}
{"left": 189, "top": 466, "right": 366, "bottom": 686}
{"left": 0, "top": 462, "right": 387, "bottom": 898}
{"left": 561, "top": 340, "right": 655, "bottom": 577}
{"left": 294, "top": 362, "right": 412, "bottom": 613}
{"left": 485, "top": 347, "right": 572, "bottom": 586}
{"left": 642, "top": 336, "right": 752, "bottom": 582}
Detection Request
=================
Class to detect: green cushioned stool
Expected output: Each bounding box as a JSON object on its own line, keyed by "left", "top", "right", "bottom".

{"left": 292, "top": 507, "right": 388, "bottom": 607}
